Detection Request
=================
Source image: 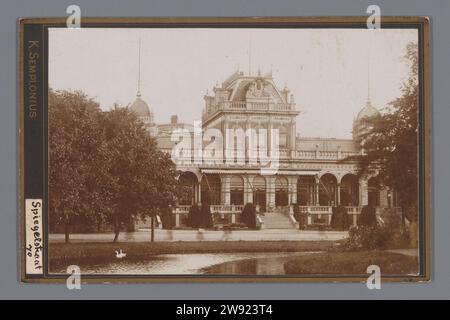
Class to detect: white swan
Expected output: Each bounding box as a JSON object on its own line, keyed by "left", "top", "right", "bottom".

{"left": 115, "top": 249, "right": 127, "bottom": 259}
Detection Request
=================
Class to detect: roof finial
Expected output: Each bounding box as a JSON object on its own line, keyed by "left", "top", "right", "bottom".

{"left": 137, "top": 38, "right": 141, "bottom": 97}
{"left": 248, "top": 35, "right": 252, "bottom": 76}
{"left": 367, "top": 51, "right": 371, "bottom": 104}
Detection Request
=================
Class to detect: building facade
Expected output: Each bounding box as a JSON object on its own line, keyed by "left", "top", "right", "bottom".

{"left": 129, "top": 70, "right": 397, "bottom": 227}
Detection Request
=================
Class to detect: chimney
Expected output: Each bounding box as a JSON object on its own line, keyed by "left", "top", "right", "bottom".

{"left": 171, "top": 115, "right": 178, "bottom": 124}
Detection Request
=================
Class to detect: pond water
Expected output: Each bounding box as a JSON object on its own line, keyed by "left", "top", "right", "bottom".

{"left": 51, "top": 252, "right": 317, "bottom": 275}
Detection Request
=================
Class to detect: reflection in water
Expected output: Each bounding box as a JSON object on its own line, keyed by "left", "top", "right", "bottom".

{"left": 202, "top": 254, "right": 315, "bottom": 275}
{"left": 51, "top": 252, "right": 316, "bottom": 275}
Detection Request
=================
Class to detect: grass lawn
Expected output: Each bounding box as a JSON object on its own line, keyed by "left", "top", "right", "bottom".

{"left": 283, "top": 251, "right": 419, "bottom": 275}
{"left": 49, "top": 240, "right": 337, "bottom": 268}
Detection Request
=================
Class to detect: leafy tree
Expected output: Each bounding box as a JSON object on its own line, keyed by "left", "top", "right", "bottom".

{"left": 101, "top": 106, "right": 179, "bottom": 242}
{"left": 48, "top": 89, "right": 112, "bottom": 243}
{"left": 352, "top": 42, "right": 419, "bottom": 219}
{"left": 49, "top": 90, "right": 181, "bottom": 243}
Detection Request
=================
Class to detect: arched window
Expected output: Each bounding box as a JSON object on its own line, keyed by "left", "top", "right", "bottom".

{"left": 201, "top": 174, "right": 221, "bottom": 205}
{"left": 319, "top": 173, "right": 338, "bottom": 206}
{"left": 275, "top": 176, "right": 289, "bottom": 206}
{"left": 340, "top": 174, "right": 359, "bottom": 206}
{"left": 230, "top": 125, "right": 245, "bottom": 163}
{"left": 297, "top": 175, "right": 315, "bottom": 205}
{"left": 178, "top": 171, "right": 198, "bottom": 205}
{"left": 230, "top": 176, "right": 244, "bottom": 205}
{"left": 278, "top": 126, "right": 288, "bottom": 148}
{"left": 255, "top": 125, "right": 267, "bottom": 149}
{"left": 253, "top": 175, "right": 267, "bottom": 212}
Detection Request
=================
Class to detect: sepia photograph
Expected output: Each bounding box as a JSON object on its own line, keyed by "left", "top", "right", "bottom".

{"left": 20, "top": 18, "right": 430, "bottom": 282}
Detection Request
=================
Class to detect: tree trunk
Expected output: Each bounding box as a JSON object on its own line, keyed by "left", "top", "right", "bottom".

{"left": 151, "top": 216, "right": 155, "bottom": 243}
{"left": 113, "top": 214, "right": 120, "bottom": 243}
{"left": 64, "top": 221, "right": 70, "bottom": 243}
{"left": 64, "top": 213, "right": 70, "bottom": 243}
{"left": 401, "top": 205, "right": 406, "bottom": 225}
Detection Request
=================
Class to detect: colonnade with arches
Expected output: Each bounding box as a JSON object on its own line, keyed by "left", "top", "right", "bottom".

{"left": 177, "top": 171, "right": 396, "bottom": 211}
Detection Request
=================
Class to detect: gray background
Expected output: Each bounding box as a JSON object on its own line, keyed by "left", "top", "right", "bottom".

{"left": 0, "top": 0, "right": 448, "bottom": 299}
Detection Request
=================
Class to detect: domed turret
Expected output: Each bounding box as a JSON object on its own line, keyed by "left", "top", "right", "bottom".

{"left": 356, "top": 101, "right": 380, "bottom": 121}
{"left": 354, "top": 56, "right": 382, "bottom": 140}
{"left": 129, "top": 92, "right": 154, "bottom": 126}
{"left": 353, "top": 100, "right": 380, "bottom": 142}
{"left": 128, "top": 39, "right": 155, "bottom": 131}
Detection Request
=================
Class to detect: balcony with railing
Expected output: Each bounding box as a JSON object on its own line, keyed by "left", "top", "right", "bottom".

{"left": 203, "top": 101, "right": 297, "bottom": 119}
{"left": 166, "top": 147, "right": 361, "bottom": 166}
{"left": 294, "top": 150, "right": 360, "bottom": 160}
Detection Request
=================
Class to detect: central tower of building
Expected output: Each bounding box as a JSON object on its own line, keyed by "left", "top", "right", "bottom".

{"left": 202, "top": 69, "right": 300, "bottom": 161}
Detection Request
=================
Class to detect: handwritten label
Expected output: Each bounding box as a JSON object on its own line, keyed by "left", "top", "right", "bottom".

{"left": 25, "top": 199, "right": 43, "bottom": 274}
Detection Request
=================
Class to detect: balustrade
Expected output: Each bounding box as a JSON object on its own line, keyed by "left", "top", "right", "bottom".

{"left": 203, "top": 101, "right": 295, "bottom": 118}
{"left": 171, "top": 205, "right": 396, "bottom": 228}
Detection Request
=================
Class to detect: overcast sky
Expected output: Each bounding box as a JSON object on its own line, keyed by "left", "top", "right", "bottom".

{"left": 49, "top": 28, "right": 417, "bottom": 139}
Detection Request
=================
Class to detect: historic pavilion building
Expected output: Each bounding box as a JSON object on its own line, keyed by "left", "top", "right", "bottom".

{"left": 129, "top": 69, "right": 397, "bottom": 228}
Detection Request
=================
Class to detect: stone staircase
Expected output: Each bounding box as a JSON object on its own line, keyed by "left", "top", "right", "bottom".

{"left": 261, "top": 211, "right": 297, "bottom": 229}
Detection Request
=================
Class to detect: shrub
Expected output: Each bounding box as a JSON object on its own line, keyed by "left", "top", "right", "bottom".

{"left": 292, "top": 204, "right": 307, "bottom": 230}
{"left": 358, "top": 205, "right": 377, "bottom": 226}
{"left": 343, "top": 209, "right": 414, "bottom": 251}
{"left": 381, "top": 209, "right": 412, "bottom": 248}
{"left": 240, "top": 203, "right": 257, "bottom": 229}
{"left": 187, "top": 204, "right": 201, "bottom": 228}
{"left": 160, "top": 206, "right": 175, "bottom": 229}
{"left": 200, "top": 202, "right": 214, "bottom": 228}
{"left": 344, "top": 226, "right": 390, "bottom": 250}
{"left": 330, "top": 206, "right": 350, "bottom": 230}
